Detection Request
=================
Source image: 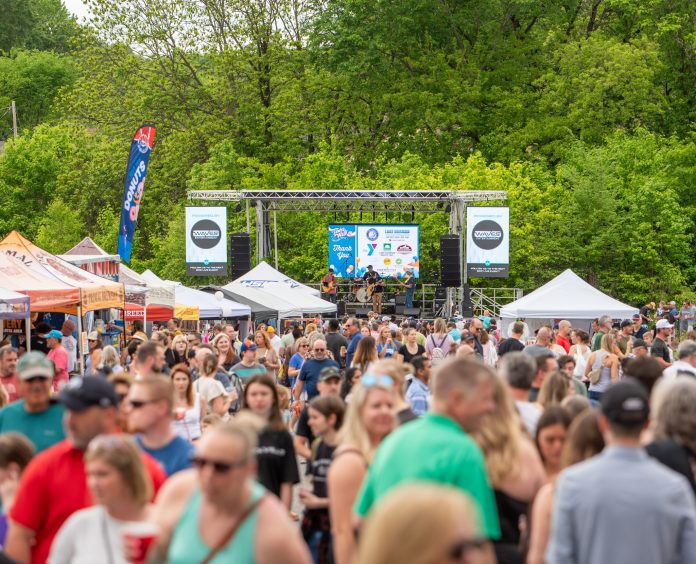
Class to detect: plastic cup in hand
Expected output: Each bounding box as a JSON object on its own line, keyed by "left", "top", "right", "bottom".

{"left": 122, "top": 521, "right": 158, "bottom": 564}
{"left": 174, "top": 407, "right": 186, "bottom": 421}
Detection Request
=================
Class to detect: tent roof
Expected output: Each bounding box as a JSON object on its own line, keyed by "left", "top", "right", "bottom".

{"left": 233, "top": 261, "right": 321, "bottom": 298}
{"left": 500, "top": 269, "right": 638, "bottom": 319}
{"left": 0, "top": 231, "right": 124, "bottom": 313}
{"left": 60, "top": 237, "right": 121, "bottom": 264}
{"left": 0, "top": 287, "right": 31, "bottom": 319}
{"left": 218, "top": 283, "right": 302, "bottom": 318}
{"left": 141, "top": 270, "right": 250, "bottom": 319}
{"left": 199, "top": 286, "right": 277, "bottom": 319}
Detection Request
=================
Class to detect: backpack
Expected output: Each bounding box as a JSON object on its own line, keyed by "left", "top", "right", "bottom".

{"left": 227, "top": 370, "right": 245, "bottom": 414}
{"left": 429, "top": 334, "right": 448, "bottom": 366}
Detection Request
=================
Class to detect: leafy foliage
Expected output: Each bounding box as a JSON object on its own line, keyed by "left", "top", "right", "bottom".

{"left": 0, "top": 0, "right": 694, "bottom": 303}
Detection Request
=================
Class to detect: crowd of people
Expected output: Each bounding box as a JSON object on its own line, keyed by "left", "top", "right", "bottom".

{"left": 0, "top": 305, "right": 694, "bottom": 564}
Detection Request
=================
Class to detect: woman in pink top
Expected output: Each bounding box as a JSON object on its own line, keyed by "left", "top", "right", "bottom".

{"left": 46, "top": 330, "right": 69, "bottom": 391}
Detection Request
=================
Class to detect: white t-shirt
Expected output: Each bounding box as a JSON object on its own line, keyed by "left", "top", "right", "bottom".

{"left": 515, "top": 400, "right": 542, "bottom": 436}
{"left": 62, "top": 335, "right": 78, "bottom": 373}
{"left": 49, "top": 506, "right": 135, "bottom": 564}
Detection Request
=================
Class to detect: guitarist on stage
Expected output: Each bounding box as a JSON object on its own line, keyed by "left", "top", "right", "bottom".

{"left": 363, "top": 265, "right": 384, "bottom": 314}
{"left": 322, "top": 267, "right": 338, "bottom": 303}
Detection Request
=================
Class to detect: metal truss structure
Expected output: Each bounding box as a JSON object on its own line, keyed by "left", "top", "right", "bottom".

{"left": 188, "top": 189, "right": 508, "bottom": 316}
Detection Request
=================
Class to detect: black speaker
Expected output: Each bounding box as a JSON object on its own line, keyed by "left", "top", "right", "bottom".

{"left": 355, "top": 308, "right": 371, "bottom": 318}
{"left": 435, "top": 286, "right": 447, "bottom": 300}
{"left": 230, "top": 233, "right": 251, "bottom": 279}
{"left": 440, "top": 235, "right": 461, "bottom": 287}
{"left": 403, "top": 307, "right": 421, "bottom": 317}
{"left": 460, "top": 283, "right": 474, "bottom": 317}
{"left": 394, "top": 294, "right": 406, "bottom": 306}
{"left": 395, "top": 305, "right": 405, "bottom": 315}
{"left": 337, "top": 300, "right": 347, "bottom": 316}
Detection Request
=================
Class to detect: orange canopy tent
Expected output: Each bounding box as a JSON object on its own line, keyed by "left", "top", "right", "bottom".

{"left": 0, "top": 231, "right": 125, "bottom": 314}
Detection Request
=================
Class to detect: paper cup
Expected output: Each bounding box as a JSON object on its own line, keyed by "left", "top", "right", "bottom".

{"left": 122, "top": 521, "right": 158, "bottom": 564}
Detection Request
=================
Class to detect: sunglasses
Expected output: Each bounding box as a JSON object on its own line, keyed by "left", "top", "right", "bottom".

{"left": 314, "top": 348, "right": 326, "bottom": 352}
{"left": 190, "top": 455, "right": 247, "bottom": 473}
{"left": 128, "top": 399, "right": 157, "bottom": 409}
{"left": 361, "top": 374, "right": 394, "bottom": 388}
{"left": 449, "top": 537, "right": 487, "bottom": 559}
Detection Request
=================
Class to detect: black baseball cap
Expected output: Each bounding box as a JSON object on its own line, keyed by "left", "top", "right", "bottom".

{"left": 59, "top": 377, "right": 119, "bottom": 411}
{"left": 600, "top": 379, "right": 649, "bottom": 426}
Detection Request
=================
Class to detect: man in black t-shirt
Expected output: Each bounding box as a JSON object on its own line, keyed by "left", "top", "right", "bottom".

{"left": 650, "top": 319, "right": 673, "bottom": 368}
{"left": 294, "top": 367, "right": 341, "bottom": 460}
{"left": 324, "top": 319, "right": 348, "bottom": 368}
{"left": 363, "top": 265, "right": 383, "bottom": 314}
{"left": 498, "top": 322, "right": 526, "bottom": 357}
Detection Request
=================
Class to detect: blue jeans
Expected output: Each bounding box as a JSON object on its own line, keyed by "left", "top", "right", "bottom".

{"left": 588, "top": 390, "right": 603, "bottom": 408}
{"left": 405, "top": 289, "right": 414, "bottom": 308}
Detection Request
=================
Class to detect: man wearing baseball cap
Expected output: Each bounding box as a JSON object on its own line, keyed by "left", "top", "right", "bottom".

{"left": 0, "top": 352, "right": 65, "bottom": 453}
{"left": 229, "top": 340, "right": 267, "bottom": 383}
{"left": 547, "top": 379, "right": 696, "bottom": 563}
{"left": 267, "top": 325, "right": 282, "bottom": 355}
{"left": 5, "top": 377, "right": 166, "bottom": 564}
{"left": 46, "top": 329, "right": 69, "bottom": 391}
{"left": 650, "top": 318, "right": 673, "bottom": 368}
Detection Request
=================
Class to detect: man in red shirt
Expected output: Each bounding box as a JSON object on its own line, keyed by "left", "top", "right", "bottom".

{"left": 45, "top": 330, "right": 69, "bottom": 392}
{"left": 555, "top": 319, "right": 572, "bottom": 353}
{"left": 0, "top": 345, "right": 20, "bottom": 402}
{"left": 5, "top": 377, "right": 166, "bottom": 564}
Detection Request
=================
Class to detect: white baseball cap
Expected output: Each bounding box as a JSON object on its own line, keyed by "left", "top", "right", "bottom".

{"left": 656, "top": 319, "right": 673, "bottom": 329}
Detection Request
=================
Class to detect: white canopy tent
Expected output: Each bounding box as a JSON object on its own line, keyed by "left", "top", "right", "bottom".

{"left": 500, "top": 269, "right": 638, "bottom": 336}
{"left": 218, "top": 283, "right": 303, "bottom": 319}
{"left": 232, "top": 261, "right": 322, "bottom": 298}
{"left": 141, "top": 271, "right": 251, "bottom": 319}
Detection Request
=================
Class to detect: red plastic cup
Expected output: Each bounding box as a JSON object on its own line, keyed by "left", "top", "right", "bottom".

{"left": 122, "top": 521, "right": 158, "bottom": 564}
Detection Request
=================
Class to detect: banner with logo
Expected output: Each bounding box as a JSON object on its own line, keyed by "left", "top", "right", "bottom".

{"left": 466, "top": 207, "right": 509, "bottom": 278}
{"left": 328, "top": 224, "right": 420, "bottom": 279}
{"left": 186, "top": 207, "right": 227, "bottom": 276}
{"left": 118, "top": 125, "right": 156, "bottom": 264}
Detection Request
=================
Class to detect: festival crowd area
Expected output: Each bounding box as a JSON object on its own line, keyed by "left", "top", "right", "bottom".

{"left": 0, "top": 305, "right": 694, "bottom": 564}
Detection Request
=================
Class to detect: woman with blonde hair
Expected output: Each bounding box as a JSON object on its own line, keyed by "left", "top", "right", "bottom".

{"left": 537, "top": 371, "right": 574, "bottom": 408}
{"left": 254, "top": 329, "right": 280, "bottom": 378}
{"left": 49, "top": 435, "right": 153, "bottom": 563}
{"left": 211, "top": 333, "right": 239, "bottom": 372}
{"left": 350, "top": 335, "right": 377, "bottom": 374}
{"left": 471, "top": 375, "right": 546, "bottom": 564}
{"left": 327, "top": 378, "right": 395, "bottom": 564}
{"left": 193, "top": 353, "right": 229, "bottom": 418}
{"left": 646, "top": 376, "right": 696, "bottom": 493}
{"left": 166, "top": 334, "right": 188, "bottom": 369}
{"left": 425, "top": 317, "right": 454, "bottom": 362}
{"left": 356, "top": 483, "right": 485, "bottom": 564}
{"left": 287, "top": 337, "right": 309, "bottom": 390}
{"left": 585, "top": 333, "right": 619, "bottom": 404}
{"left": 370, "top": 358, "right": 418, "bottom": 424}
{"left": 527, "top": 410, "right": 604, "bottom": 564}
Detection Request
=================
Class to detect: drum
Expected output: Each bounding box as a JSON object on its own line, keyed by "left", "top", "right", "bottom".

{"left": 356, "top": 287, "right": 370, "bottom": 303}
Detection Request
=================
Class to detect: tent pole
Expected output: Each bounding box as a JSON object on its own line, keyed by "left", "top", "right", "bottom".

{"left": 24, "top": 319, "right": 31, "bottom": 352}
{"left": 77, "top": 306, "right": 84, "bottom": 375}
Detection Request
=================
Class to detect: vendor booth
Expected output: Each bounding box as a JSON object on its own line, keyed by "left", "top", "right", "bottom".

{"left": 500, "top": 269, "right": 638, "bottom": 336}
{"left": 233, "top": 261, "right": 322, "bottom": 298}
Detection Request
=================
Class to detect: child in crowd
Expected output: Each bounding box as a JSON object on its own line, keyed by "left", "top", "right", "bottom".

{"left": 300, "top": 395, "right": 346, "bottom": 564}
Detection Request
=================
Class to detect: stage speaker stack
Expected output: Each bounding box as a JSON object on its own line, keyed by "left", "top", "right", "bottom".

{"left": 461, "top": 283, "right": 474, "bottom": 318}
{"left": 230, "top": 233, "right": 251, "bottom": 279}
{"left": 337, "top": 300, "right": 347, "bottom": 317}
{"left": 355, "top": 308, "right": 371, "bottom": 318}
{"left": 440, "top": 235, "right": 461, "bottom": 287}
{"left": 403, "top": 307, "right": 420, "bottom": 317}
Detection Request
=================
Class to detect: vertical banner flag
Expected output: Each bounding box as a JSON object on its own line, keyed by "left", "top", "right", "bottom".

{"left": 185, "top": 206, "right": 228, "bottom": 276}
{"left": 118, "top": 125, "right": 156, "bottom": 264}
{"left": 466, "top": 207, "right": 509, "bottom": 278}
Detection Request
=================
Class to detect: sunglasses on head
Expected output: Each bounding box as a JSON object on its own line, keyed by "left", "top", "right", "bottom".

{"left": 190, "top": 455, "right": 247, "bottom": 473}
{"left": 448, "top": 537, "right": 487, "bottom": 559}
{"left": 361, "top": 374, "right": 394, "bottom": 388}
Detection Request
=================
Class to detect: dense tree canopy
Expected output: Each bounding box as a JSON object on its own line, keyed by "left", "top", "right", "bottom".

{"left": 0, "top": 0, "right": 694, "bottom": 304}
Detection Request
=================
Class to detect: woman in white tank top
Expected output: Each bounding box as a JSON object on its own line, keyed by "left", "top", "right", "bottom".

{"left": 171, "top": 364, "right": 205, "bottom": 441}
{"left": 569, "top": 330, "right": 592, "bottom": 379}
